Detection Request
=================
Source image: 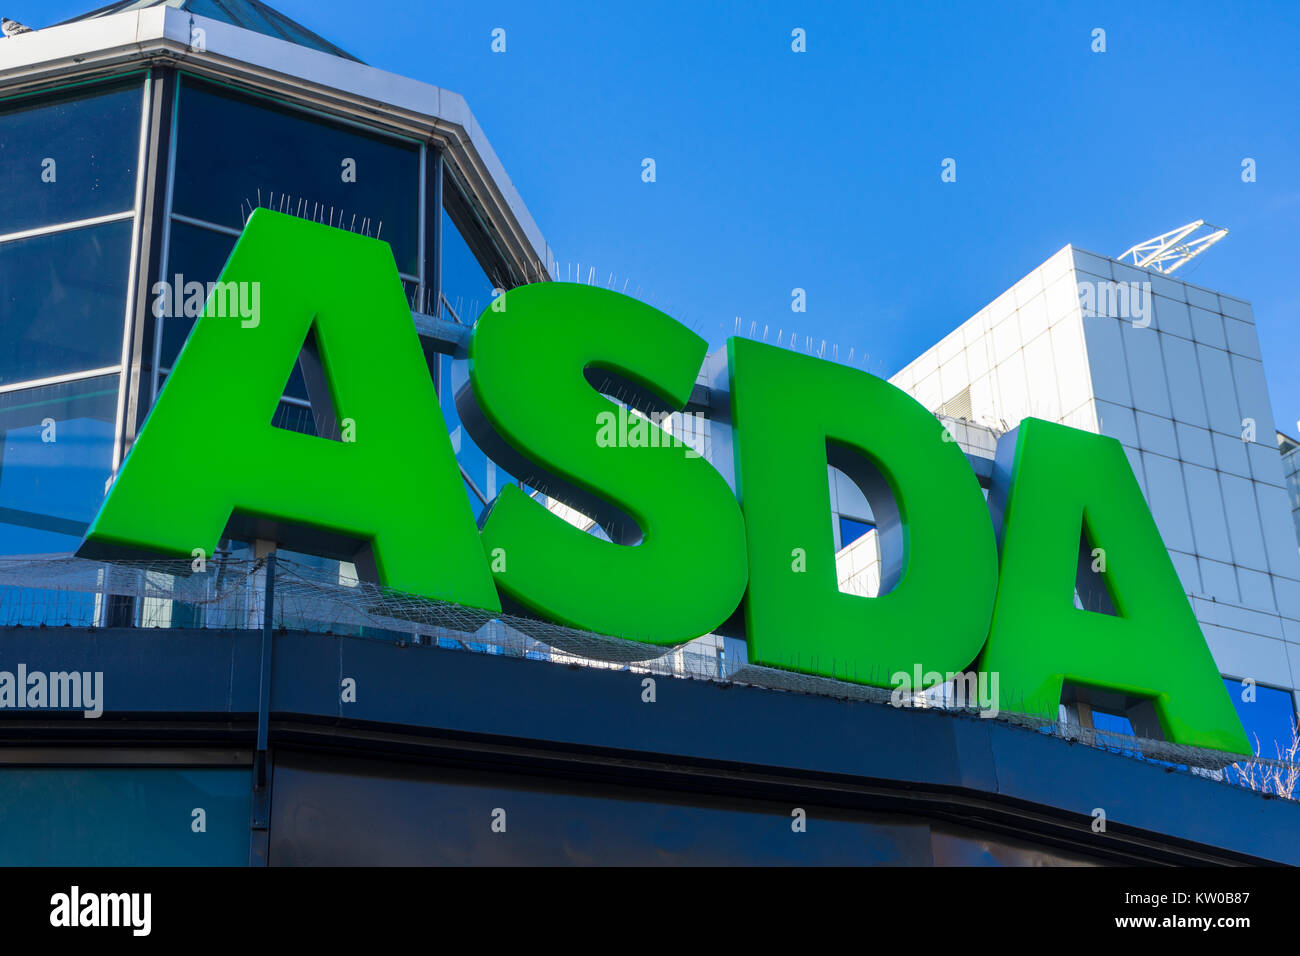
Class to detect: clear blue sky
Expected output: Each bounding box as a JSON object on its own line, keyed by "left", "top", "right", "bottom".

{"left": 28, "top": 0, "right": 1300, "bottom": 433}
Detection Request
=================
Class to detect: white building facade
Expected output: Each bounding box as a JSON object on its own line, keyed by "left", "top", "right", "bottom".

{"left": 871, "top": 246, "right": 1300, "bottom": 722}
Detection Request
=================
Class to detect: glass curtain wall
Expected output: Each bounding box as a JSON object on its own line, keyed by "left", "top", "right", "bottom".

{"left": 0, "top": 76, "right": 147, "bottom": 558}
{"left": 1, "top": 68, "right": 533, "bottom": 631}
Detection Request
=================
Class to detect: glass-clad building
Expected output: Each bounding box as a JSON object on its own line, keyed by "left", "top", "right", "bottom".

{"left": 0, "top": 0, "right": 552, "bottom": 567}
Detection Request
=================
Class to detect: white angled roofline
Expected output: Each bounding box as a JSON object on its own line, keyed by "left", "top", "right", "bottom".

{"left": 0, "top": 6, "right": 555, "bottom": 284}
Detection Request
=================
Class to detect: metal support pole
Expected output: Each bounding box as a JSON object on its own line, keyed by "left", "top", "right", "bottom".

{"left": 249, "top": 551, "right": 276, "bottom": 863}
{"left": 255, "top": 550, "right": 276, "bottom": 781}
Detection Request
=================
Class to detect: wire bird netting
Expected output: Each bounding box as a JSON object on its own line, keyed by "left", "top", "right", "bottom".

{"left": 0, "top": 553, "right": 1291, "bottom": 787}
{"left": 0, "top": 553, "right": 721, "bottom": 670}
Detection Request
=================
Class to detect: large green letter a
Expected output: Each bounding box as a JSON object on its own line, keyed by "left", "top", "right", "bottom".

{"left": 982, "top": 418, "right": 1248, "bottom": 755}
{"left": 79, "top": 209, "right": 499, "bottom": 611}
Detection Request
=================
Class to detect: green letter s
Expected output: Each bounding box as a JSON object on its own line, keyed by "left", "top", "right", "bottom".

{"left": 457, "top": 283, "right": 748, "bottom": 647}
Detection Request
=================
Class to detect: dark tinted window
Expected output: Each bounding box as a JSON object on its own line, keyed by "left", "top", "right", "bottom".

{"left": 172, "top": 77, "right": 419, "bottom": 275}
{"left": 0, "top": 220, "right": 133, "bottom": 385}
{"left": 0, "top": 78, "right": 143, "bottom": 235}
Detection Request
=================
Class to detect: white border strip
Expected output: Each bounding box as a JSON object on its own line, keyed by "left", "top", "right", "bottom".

{"left": 0, "top": 210, "right": 134, "bottom": 246}
{"left": 0, "top": 365, "right": 122, "bottom": 396}
{"left": 111, "top": 74, "right": 153, "bottom": 472}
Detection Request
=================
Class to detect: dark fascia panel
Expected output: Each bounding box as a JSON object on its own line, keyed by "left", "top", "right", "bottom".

{"left": 0, "top": 625, "right": 1295, "bottom": 864}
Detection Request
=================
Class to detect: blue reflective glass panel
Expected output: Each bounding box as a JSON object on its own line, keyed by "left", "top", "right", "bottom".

{"left": 1222, "top": 677, "right": 1297, "bottom": 785}
{"left": 0, "top": 220, "right": 133, "bottom": 385}
{"left": 441, "top": 206, "right": 495, "bottom": 323}
{"left": 839, "top": 516, "right": 875, "bottom": 547}
{"left": 0, "top": 78, "right": 143, "bottom": 235}
{"left": 0, "top": 374, "right": 117, "bottom": 557}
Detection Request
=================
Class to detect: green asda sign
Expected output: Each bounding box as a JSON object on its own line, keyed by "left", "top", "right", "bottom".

{"left": 81, "top": 210, "right": 1250, "bottom": 755}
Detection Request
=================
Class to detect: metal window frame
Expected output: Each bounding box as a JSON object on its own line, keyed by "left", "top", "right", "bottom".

{"left": 0, "top": 210, "right": 135, "bottom": 247}
{"left": 0, "top": 67, "right": 149, "bottom": 106}
{"left": 121, "top": 66, "right": 179, "bottom": 461}
{"left": 113, "top": 69, "right": 151, "bottom": 471}
{"left": 0, "top": 366, "right": 124, "bottom": 398}
{"left": 150, "top": 69, "right": 182, "bottom": 409}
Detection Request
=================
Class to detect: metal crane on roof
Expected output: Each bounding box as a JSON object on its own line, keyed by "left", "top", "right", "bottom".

{"left": 1118, "top": 220, "right": 1228, "bottom": 274}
